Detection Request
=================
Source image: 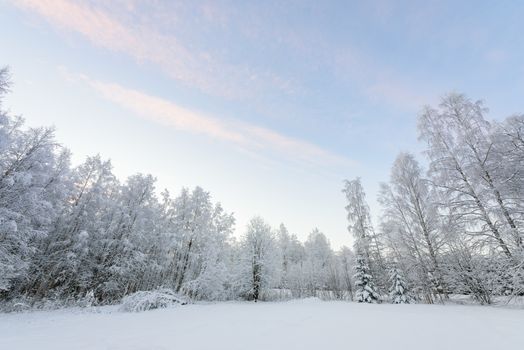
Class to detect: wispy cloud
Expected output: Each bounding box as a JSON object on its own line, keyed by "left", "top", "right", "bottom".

{"left": 12, "top": 0, "right": 435, "bottom": 112}
{"left": 68, "top": 71, "right": 351, "bottom": 169}
{"left": 12, "top": 0, "right": 296, "bottom": 99}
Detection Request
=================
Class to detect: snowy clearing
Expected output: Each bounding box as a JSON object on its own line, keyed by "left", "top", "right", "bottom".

{"left": 1, "top": 299, "right": 522, "bottom": 350}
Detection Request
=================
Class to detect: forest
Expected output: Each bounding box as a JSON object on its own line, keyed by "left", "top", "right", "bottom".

{"left": 1, "top": 65, "right": 523, "bottom": 309}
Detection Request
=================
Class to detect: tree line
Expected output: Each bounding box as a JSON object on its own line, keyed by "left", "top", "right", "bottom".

{"left": 0, "top": 67, "right": 353, "bottom": 305}
{"left": 1, "top": 66, "right": 523, "bottom": 307}
{"left": 344, "top": 94, "right": 524, "bottom": 304}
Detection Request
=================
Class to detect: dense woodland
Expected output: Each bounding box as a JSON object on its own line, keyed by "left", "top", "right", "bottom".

{"left": 1, "top": 66, "right": 523, "bottom": 308}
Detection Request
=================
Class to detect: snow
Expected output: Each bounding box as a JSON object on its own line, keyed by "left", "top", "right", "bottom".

{"left": 0, "top": 299, "right": 522, "bottom": 350}
{"left": 119, "top": 289, "right": 187, "bottom": 312}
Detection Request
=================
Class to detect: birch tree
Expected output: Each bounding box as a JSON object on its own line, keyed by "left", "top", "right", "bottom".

{"left": 343, "top": 178, "right": 386, "bottom": 290}
{"left": 378, "top": 153, "right": 446, "bottom": 302}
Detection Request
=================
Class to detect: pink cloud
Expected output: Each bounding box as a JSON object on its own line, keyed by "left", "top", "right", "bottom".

{"left": 12, "top": 0, "right": 296, "bottom": 99}
{"left": 72, "top": 72, "right": 351, "bottom": 169}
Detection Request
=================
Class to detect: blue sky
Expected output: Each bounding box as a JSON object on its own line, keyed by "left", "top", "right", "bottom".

{"left": 2, "top": 0, "right": 524, "bottom": 248}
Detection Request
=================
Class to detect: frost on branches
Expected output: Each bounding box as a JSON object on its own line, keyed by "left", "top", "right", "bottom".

{"left": 2, "top": 65, "right": 524, "bottom": 308}
{"left": 388, "top": 268, "right": 411, "bottom": 304}
{"left": 354, "top": 255, "right": 379, "bottom": 303}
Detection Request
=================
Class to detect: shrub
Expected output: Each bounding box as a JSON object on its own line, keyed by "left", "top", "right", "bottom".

{"left": 119, "top": 289, "right": 188, "bottom": 312}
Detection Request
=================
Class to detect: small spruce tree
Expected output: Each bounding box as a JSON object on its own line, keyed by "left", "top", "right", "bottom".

{"left": 389, "top": 267, "right": 411, "bottom": 304}
{"left": 354, "top": 255, "right": 380, "bottom": 303}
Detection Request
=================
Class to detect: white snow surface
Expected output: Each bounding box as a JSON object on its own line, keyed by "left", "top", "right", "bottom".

{"left": 1, "top": 298, "right": 522, "bottom": 350}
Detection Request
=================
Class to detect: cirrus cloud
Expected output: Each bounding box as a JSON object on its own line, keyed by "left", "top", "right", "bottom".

{"left": 70, "top": 71, "right": 353, "bottom": 169}
{"left": 12, "top": 0, "right": 297, "bottom": 99}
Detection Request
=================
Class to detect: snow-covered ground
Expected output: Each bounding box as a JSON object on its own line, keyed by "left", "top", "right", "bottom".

{"left": 1, "top": 298, "right": 522, "bottom": 350}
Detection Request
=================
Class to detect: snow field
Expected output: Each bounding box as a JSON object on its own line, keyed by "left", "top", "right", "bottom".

{"left": 1, "top": 299, "right": 522, "bottom": 350}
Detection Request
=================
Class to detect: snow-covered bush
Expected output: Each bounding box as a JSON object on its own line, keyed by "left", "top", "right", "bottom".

{"left": 119, "top": 289, "right": 188, "bottom": 312}
{"left": 0, "top": 295, "right": 81, "bottom": 313}
{"left": 79, "top": 290, "right": 97, "bottom": 308}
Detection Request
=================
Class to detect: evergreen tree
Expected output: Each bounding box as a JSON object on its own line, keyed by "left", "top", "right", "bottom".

{"left": 389, "top": 267, "right": 411, "bottom": 304}
{"left": 354, "top": 255, "right": 379, "bottom": 303}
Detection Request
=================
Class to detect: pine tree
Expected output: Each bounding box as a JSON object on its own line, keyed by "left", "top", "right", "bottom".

{"left": 389, "top": 267, "right": 411, "bottom": 304}
{"left": 354, "top": 255, "right": 379, "bottom": 303}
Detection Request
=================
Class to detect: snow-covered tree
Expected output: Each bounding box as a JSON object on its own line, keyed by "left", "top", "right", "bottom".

{"left": 235, "top": 217, "right": 279, "bottom": 301}
{"left": 4, "top": 65, "right": 524, "bottom": 307}
{"left": 418, "top": 94, "right": 519, "bottom": 258}
{"left": 389, "top": 267, "right": 411, "bottom": 304}
{"left": 277, "top": 223, "right": 292, "bottom": 289}
{"left": 354, "top": 255, "right": 380, "bottom": 303}
{"left": 378, "top": 153, "right": 446, "bottom": 302}
{"left": 156, "top": 187, "right": 235, "bottom": 300}
{"left": 335, "top": 246, "right": 355, "bottom": 300}
{"left": 343, "top": 178, "right": 386, "bottom": 291}
{"left": 303, "top": 229, "right": 333, "bottom": 294}
{"left": 280, "top": 232, "right": 307, "bottom": 298}
{"left": 180, "top": 200, "right": 235, "bottom": 301}
{"left": 0, "top": 69, "right": 67, "bottom": 293}
{"left": 32, "top": 155, "right": 117, "bottom": 299}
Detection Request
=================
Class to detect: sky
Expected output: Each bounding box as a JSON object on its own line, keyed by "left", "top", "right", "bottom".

{"left": 2, "top": 0, "right": 524, "bottom": 248}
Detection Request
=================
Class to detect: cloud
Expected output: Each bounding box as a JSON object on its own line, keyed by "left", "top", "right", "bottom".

{"left": 13, "top": 0, "right": 435, "bottom": 112}
{"left": 90, "top": 80, "right": 247, "bottom": 144}
{"left": 71, "top": 72, "right": 351, "bottom": 169}
{"left": 11, "top": 0, "right": 296, "bottom": 99}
